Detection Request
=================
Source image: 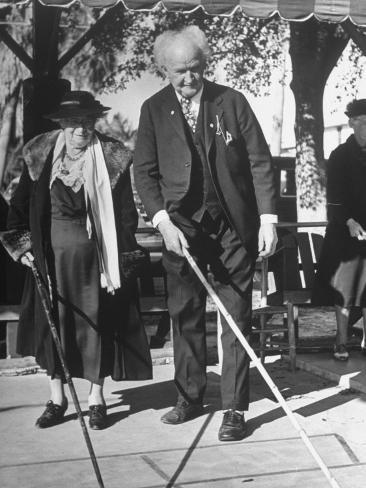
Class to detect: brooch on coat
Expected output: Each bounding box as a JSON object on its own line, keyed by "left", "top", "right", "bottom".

{"left": 215, "top": 115, "right": 233, "bottom": 146}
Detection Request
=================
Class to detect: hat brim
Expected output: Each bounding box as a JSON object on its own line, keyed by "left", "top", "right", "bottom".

{"left": 345, "top": 110, "right": 366, "bottom": 118}
{"left": 44, "top": 106, "right": 110, "bottom": 120}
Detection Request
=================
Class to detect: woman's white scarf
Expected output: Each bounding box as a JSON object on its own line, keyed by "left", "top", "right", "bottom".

{"left": 52, "top": 132, "right": 121, "bottom": 293}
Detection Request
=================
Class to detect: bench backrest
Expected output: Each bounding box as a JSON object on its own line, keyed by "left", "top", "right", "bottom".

{"left": 281, "top": 231, "right": 324, "bottom": 291}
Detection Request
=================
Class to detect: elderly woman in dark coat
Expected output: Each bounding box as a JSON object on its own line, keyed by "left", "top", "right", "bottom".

{"left": 3, "top": 91, "right": 152, "bottom": 429}
{"left": 313, "top": 99, "right": 366, "bottom": 361}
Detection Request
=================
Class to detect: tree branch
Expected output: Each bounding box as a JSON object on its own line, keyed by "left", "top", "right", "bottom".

{"left": 0, "top": 26, "right": 33, "bottom": 71}
{"left": 342, "top": 19, "right": 366, "bottom": 55}
{"left": 57, "top": 7, "right": 117, "bottom": 72}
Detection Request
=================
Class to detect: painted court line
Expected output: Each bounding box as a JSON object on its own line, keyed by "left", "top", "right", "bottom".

{"left": 135, "top": 462, "right": 366, "bottom": 488}
{"left": 0, "top": 433, "right": 359, "bottom": 470}
{"left": 141, "top": 455, "right": 184, "bottom": 488}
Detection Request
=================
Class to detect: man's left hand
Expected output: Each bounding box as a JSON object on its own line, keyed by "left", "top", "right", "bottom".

{"left": 258, "top": 223, "right": 278, "bottom": 257}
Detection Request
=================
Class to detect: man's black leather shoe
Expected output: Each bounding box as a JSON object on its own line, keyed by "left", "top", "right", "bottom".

{"left": 161, "top": 400, "right": 204, "bottom": 424}
{"left": 218, "top": 410, "right": 247, "bottom": 441}
{"left": 89, "top": 404, "right": 107, "bottom": 430}
{"left": 35, "top": 398, "right": 68, "bottom": 428}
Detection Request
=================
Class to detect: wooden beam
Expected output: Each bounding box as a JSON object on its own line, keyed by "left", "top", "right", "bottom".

{"left": 33, "top": 0, "right": 61, "bottom": 77}
{"left": 56, "top": 7, "right": 116, "bottom": 72}
{"left": 342, "top": 19, "right": 366, "bottom": 56}
{"left": 0, "top": 26, "right": 33, "bottom": 71}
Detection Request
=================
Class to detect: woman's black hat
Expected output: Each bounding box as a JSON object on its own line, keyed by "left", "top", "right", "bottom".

{"left": 345, "top": 99, "right": 366, "bottom": 118}
{"left": 45, "top": 91, "right": 110, "bottom": 120}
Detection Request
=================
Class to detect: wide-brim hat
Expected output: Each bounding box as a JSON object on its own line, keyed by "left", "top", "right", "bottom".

{"left": 345, "top": 99, "right": 366, "bottom": 118}
{"left": 45, "top": 90, "right": 110, "bottom": 120}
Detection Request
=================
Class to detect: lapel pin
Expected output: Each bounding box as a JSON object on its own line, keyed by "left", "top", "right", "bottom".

{"left": 225, "top": 131, "right": 233, "bottom": 145}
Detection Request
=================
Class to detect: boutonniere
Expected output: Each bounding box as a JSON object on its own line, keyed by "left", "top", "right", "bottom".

{"left": 215, "top": 115, "right": 233, "bottom": 146}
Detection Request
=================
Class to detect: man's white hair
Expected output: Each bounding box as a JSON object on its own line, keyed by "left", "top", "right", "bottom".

{"left": 154, "top": 26, "right": 212, "bottom": 70}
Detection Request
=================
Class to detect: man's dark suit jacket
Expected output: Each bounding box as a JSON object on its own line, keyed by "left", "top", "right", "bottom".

{"left": 133, "top": 80, "right": 276, "bottom": 253}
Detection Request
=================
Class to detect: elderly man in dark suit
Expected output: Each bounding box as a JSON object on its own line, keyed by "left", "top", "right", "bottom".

{"left": 134, "top": 26, "right": 278, "bottom": 441}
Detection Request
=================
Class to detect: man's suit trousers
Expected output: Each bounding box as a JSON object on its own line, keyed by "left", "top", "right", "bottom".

{"left": 162, "top": 215, "right": 256, "bottom": 411}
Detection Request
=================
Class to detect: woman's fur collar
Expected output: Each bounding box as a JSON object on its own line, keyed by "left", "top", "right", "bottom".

{"left": 23, "top": 129, "right": 132, "bottom": 189}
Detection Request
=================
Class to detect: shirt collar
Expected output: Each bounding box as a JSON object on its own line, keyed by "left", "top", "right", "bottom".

{"left": 175, "top": 85, "right": 203, "bottom": 106}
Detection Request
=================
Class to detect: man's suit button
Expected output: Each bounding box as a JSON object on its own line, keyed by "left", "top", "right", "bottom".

{"left": 185, "top": 162, "right": 191, "bottom": 167}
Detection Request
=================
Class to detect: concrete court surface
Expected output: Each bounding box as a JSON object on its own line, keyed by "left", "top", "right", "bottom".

{"left": 296, "top": 350, "right": 366, "bottom": 394}
{"left": 1, "top": 358, "right": 366, "bottom": 488}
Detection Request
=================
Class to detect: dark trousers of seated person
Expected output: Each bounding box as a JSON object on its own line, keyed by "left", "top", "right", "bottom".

{"left": 162, "top": 213, "right": 256, "bottom": 411}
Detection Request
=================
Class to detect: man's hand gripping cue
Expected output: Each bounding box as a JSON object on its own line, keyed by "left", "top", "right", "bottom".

{"left": 258, "top": 223, "right": 278, "bottom": 258}
{"left": 158, "top": 219, "right": 189, "bottom": 257}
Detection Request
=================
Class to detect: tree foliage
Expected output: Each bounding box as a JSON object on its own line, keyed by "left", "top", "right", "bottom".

{"left": 1, "top": 3, "right": 365, "bottom": 217}
{"left": 96, "top": 112, "right": 136, "bottom": 147}
{"left": 0, "top": 6, "right": 30, "bottom": 119}
{"left": 88, "top": 5, "right": 287, "bottom": 96}
{"left": 289, "top": 20, "right": 351, "bottom": 218}
{"left": 0, "top": 6, "right": 31, "bottom": 190}
{"left": 0, "top": 3, "right": 287, "bottom": 189}
{"left": 332, "top": 39, "right": 366, "bottom": 103}
{"left": 58, "top": 4, "right": 120, "bottom": 91}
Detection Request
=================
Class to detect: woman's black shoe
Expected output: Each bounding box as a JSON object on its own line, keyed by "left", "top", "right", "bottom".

{"left": 35, "top": 398, "right": 68, "bottom": 428}
{"left": 89, "top": 405, "right": 107, "bottom": 430}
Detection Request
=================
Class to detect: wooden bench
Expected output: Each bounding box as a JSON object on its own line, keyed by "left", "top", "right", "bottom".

{"left": 0, "top": 304, "right": 20, "bottom": 322}
{"left": 136, "top": 227, "right": 171, "bottom": 347}
{"left": 0, "top": 304, "right": 21, "bottom": 358}
{"left": 136, "top": 223, "right": 331, "bottom": 366}
{"left": 252, "top": 223, "right": 328, "bottom": 371}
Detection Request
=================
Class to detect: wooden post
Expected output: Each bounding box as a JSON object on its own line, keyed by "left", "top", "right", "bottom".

{"left": 3, "top": 2, "right": 120, "bottom": 142}
{"left": 22, "top": 1, "right": 71, "bottom": 142}
{"left": 32, "top": 0, "right": 60, "bottom": 78}
{"left": 22, "top": 77, "right": 70, "bottom": 143}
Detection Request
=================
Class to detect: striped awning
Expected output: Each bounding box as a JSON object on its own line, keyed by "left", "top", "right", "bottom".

{"left": 6, "top": 1, "right": 366, "bottom": 26}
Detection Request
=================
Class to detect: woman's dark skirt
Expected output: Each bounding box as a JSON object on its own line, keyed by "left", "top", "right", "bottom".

{"left": 313, "top": 223, "right": 366, "bottom": 308}
{"left": 17, "top": 182, "right": 152, "bottom": 383}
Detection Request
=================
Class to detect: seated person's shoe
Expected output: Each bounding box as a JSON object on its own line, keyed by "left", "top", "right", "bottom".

{"left": 333, "top": 344, "right": 349, "bottom": 361}
{"left": 161, "top": 400, "right": 204, "bottom": 424}
{"left": 35, "top": 398, "right": 68, "bottom": 428}
{"left": 89, "top": 405, "right": 107, "bottom": 430}
{"left": 218, "top": 410, "right": 247, "bottom": 441}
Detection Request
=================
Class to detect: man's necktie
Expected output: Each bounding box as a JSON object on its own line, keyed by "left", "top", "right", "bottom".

{"left": 180, "top": 97, "right": 197, "bottom": 132}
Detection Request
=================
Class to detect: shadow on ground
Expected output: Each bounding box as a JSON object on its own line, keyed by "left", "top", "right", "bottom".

{"left": 100, "top": 358, "right": 363, "bottom": 432}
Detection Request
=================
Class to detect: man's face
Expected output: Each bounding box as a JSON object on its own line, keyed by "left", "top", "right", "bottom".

{"left": 163, "top": 41, "right": 205, "bottom": 99}
{"left": 59, "top": 116, "right": 96, "bottom": 149}
{"left": 349, "top": 115, "right": 366, "bottom": 147}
